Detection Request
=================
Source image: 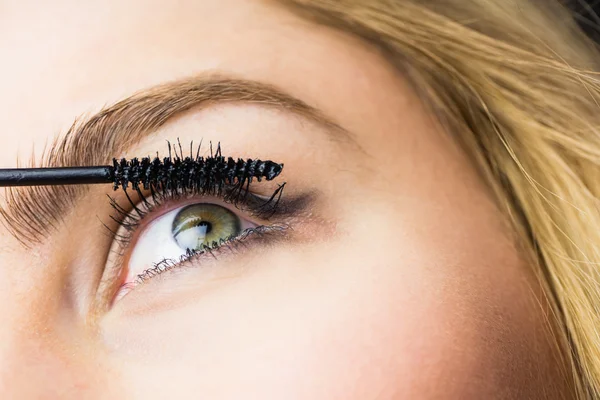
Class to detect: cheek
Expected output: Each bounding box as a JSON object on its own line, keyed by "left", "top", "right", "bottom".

{"left": 99, "top": 232, "right": 508, "bottom": 400}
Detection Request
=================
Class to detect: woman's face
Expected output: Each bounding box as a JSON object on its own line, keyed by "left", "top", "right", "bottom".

{"left": 0, "top": 0, "right": 568, "bottom": 398}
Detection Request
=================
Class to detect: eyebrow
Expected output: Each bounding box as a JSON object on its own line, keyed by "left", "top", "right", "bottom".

{"left": 0, "top": 74, "right": 352, "bottom": 246}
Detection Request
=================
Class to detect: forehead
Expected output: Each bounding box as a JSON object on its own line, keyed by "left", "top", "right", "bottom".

{"left": 0, "top": 0, "right": 412, "bottom": 167}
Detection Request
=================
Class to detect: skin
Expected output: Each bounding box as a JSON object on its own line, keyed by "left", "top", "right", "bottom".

{"left": 0, "top": 0, "right": 570, "bottom": 399}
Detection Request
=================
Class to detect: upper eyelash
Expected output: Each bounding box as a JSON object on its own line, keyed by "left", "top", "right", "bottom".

{"left": 106, "top": 181, "right": 285, "bottom": 251}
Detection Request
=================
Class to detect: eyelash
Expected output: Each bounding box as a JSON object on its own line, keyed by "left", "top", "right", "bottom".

{"left": 106, "top": 175, "right": 288, "bottom": 288}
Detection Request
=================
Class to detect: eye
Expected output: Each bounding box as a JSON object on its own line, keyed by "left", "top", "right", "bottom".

{"left": 121, "top": 201, "right": 257, "bottom": 290}
{"left": 99, "top": 145, "right": 295, "bottom": 305}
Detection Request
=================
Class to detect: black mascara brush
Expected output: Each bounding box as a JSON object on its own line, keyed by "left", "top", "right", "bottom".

{"left": 0, "top": 156, "right": 284, "bottom": 189}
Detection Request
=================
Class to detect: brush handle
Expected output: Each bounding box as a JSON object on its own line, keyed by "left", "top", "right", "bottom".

{"left": 0, "top": 166, "right": 112, "bottom": 186}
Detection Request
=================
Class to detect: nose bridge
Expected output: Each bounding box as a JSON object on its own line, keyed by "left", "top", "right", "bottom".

{"left": 0, "top": 250, "right": 104, "bottom": 399}
{"left": 0, "top": 285, "right": 77, "bottom": 398}
{"left": 0, "top": 302, "right": 110, "bottom": 399}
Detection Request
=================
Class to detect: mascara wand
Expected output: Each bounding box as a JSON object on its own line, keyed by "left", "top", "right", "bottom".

{"left": 0, "top": 166, "right": 115, "bottom": 187}
{"left": 0, "top": 156, "right": 284, "bottom": 189}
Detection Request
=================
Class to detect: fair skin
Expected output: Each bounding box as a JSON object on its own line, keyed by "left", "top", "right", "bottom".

{"left": 0, "top": 1, "right": 569, "bottom": 399}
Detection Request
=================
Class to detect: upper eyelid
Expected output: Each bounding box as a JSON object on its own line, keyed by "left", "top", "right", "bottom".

{"left": 108, "top": 180, "right": 313, "bottom": 239}
{"left": 111, "top": 184, "right": 282, "bottom": 229}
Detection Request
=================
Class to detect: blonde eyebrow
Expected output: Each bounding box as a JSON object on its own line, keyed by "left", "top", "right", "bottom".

{"left": 0, "top": 74, "right": 353, "bottom": 246}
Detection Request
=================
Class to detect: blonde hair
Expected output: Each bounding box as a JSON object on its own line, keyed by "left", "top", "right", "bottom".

{"left": 280, "top": 0, "right": 600, "bottom": 397}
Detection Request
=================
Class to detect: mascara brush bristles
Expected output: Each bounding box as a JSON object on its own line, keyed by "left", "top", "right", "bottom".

{"left": 110, "top": 141, "right": 283, "bottom": 192}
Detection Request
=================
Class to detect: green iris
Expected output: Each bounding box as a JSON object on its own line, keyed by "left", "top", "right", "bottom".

{"left": 172, "top": 204, "right": 242, "bottom": 251}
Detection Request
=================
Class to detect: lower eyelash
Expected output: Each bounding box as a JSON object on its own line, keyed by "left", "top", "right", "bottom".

{"left": 130, "top": 224, "right": 289, "bottom": 287}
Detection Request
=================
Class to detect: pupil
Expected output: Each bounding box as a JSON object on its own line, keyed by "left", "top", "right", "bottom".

{"left": 197, "top": 221, "right": 212, "bottom": 234}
